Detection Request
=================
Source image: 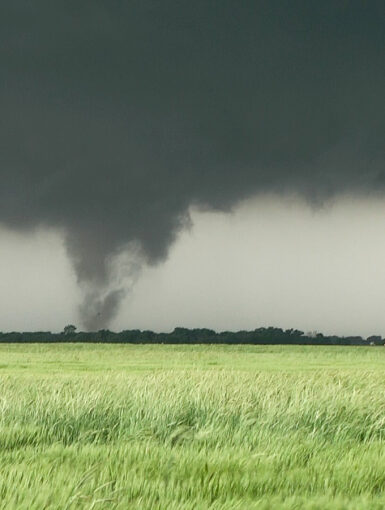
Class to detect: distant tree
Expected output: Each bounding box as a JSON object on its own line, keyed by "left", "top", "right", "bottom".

{"left": 63, "top": 324, "right": 77, "bottom": 336}
{"left": 367, "top": 335, "right": 383, "bottom": 346}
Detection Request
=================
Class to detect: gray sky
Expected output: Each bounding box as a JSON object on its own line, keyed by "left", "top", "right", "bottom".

{"left": 0, "top": 1, "right": 384, "bottom": 331}
{"left": 1, "top": 194, "right": 385, "bottom": 336}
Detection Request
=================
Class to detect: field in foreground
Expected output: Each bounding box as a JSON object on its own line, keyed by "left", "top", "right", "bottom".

{"left": 1, "top": 344, "right": 385, "bottom": 509}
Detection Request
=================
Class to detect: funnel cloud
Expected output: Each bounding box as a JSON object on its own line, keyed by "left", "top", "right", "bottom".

{"left": 0, "top": 1, "right": 384, "bottom": 328}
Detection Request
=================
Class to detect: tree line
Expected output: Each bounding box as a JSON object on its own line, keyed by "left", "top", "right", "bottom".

{"left": 0, "top": 327, "right": 383, "bottom": 345}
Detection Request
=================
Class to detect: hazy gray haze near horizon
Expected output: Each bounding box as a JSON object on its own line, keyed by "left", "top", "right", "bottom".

{"left": 2, "top": 196, "right": 385, "bottom": 337}
{"left": 0, "top": 1, "right": 384, "bottom": 329}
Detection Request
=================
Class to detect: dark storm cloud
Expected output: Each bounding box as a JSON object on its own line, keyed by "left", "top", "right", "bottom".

{"left": 0, "top": 1, "right": 384, "bottom": 328}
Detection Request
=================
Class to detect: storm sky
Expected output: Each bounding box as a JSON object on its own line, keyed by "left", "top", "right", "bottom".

{"left": 0, "top": 1, "right": 384, "bottom": 332}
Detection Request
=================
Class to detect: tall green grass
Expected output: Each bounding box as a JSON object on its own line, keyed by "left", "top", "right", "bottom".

{"left": 0, "top": 344, "right": 385, "bottom": 508}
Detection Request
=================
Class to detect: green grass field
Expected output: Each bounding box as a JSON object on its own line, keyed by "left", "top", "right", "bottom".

{"left": 1, "top": 343, "right": 385, "bottom": 509}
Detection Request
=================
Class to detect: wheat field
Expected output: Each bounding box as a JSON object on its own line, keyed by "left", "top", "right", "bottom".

{"left": 0, "top": 343, "right": 385, "bottom": 509}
